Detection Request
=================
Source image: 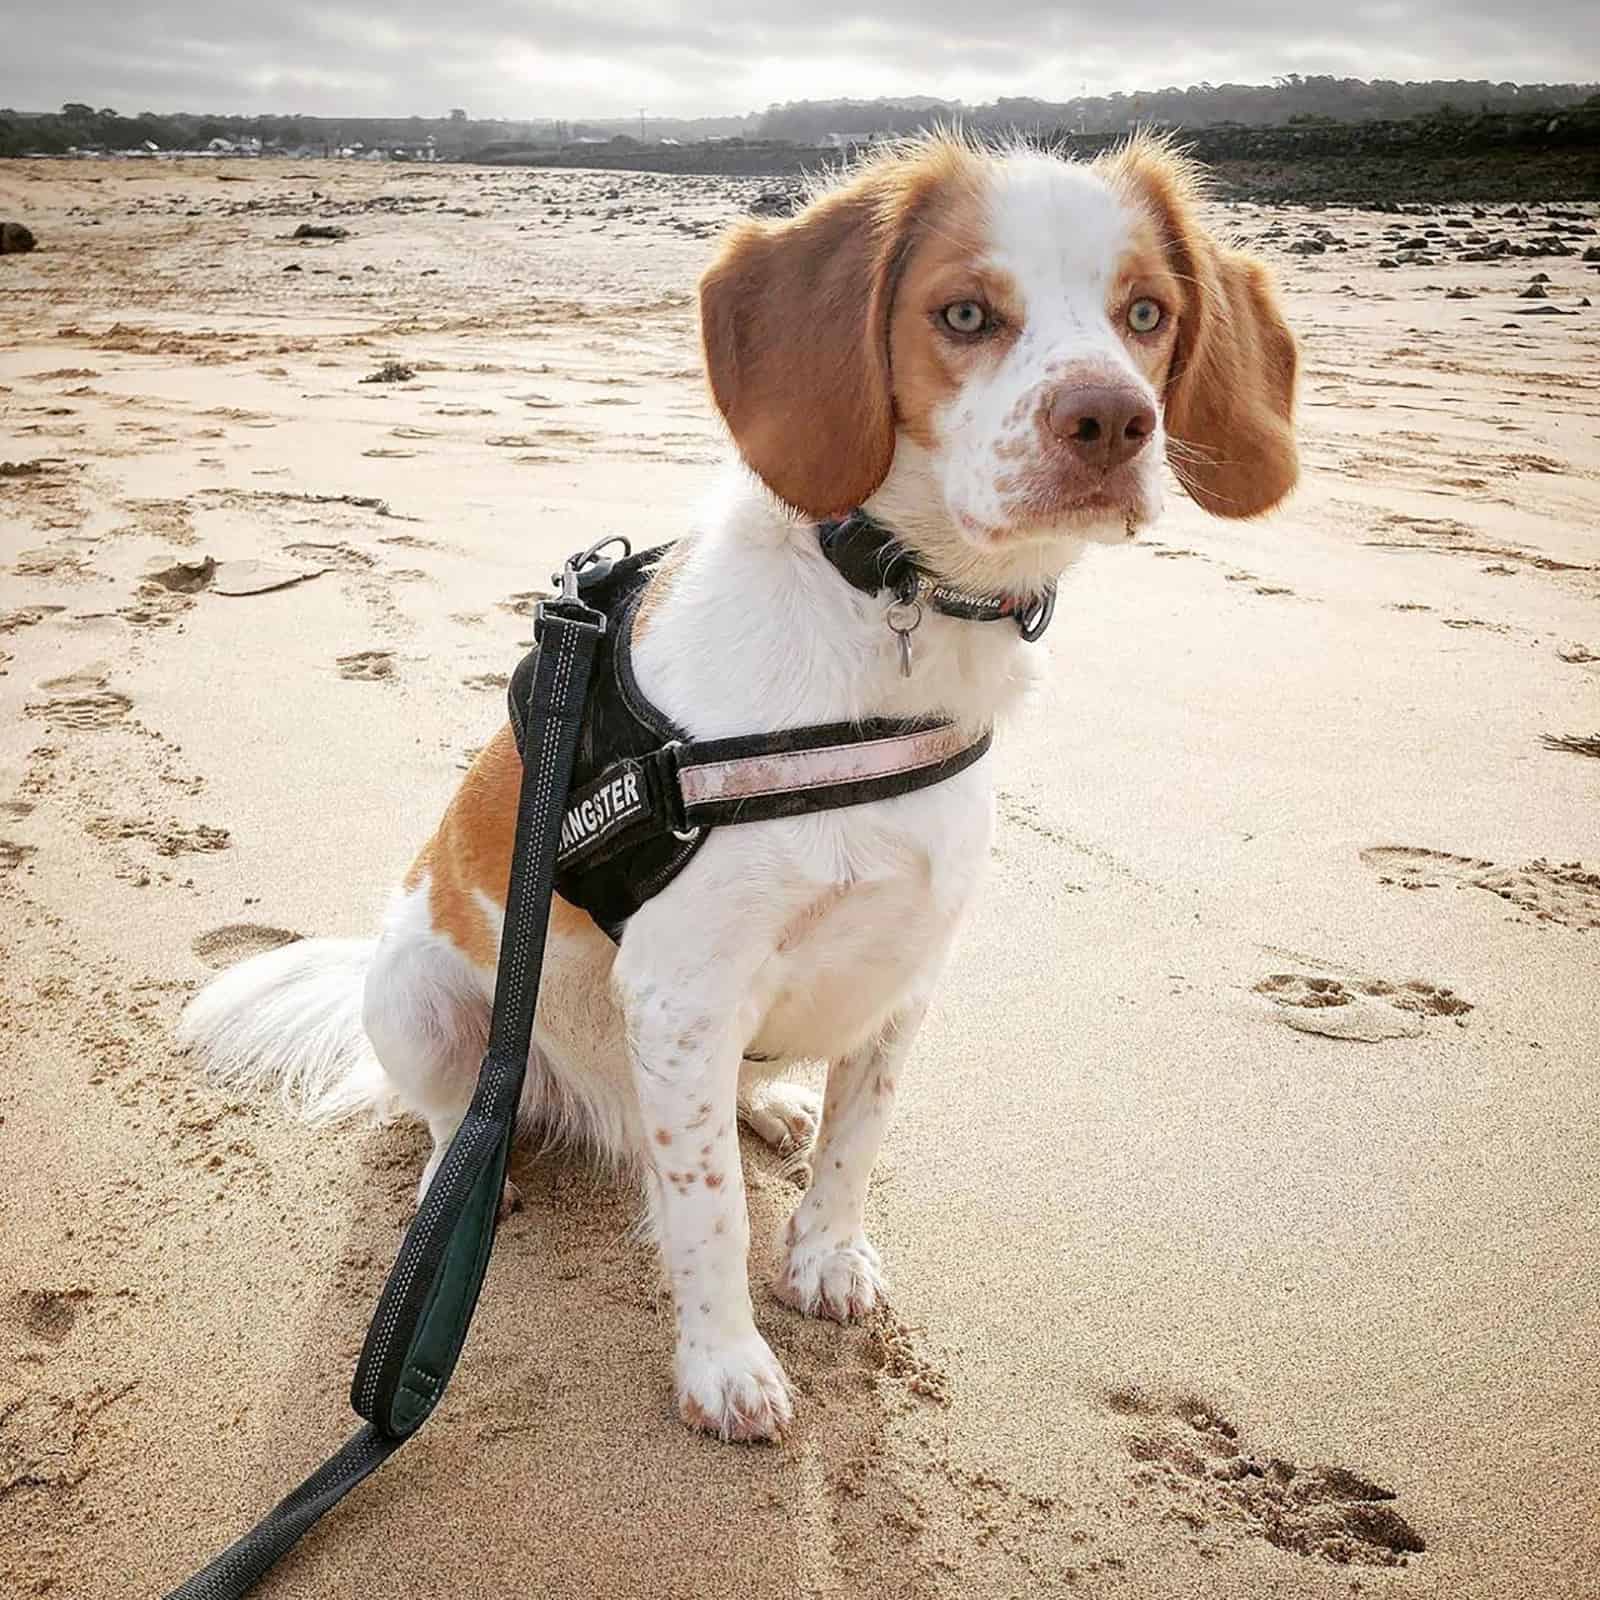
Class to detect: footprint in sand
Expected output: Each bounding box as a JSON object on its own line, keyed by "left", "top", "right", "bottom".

{"left": 1105, "top": 1384, "right": 1425, "bottom": 1566}
{"left": 1359, "top": 845, "right": 1492, "bottom": 887}
{"left": 283, "top": 540, "right": 375, "bottom": 570}
{"left": 337, "top": 649, "right": 396, "bottom": 681}
{"left": 0, "top": 838, "right": 38, "bottom": 872}
{"left": 15, "top": 1287, "right": 92, "bottom": 1345}
{"left": 13, "top": 547, "right": 91, "bottom": 579}
{"left": 85, "top": 816, "right": 230, "bottom": 857}
{"left": 1362, "top": 845, "right": 1600, "bottom": 931}
{"left": 1253, "top": 972, "right": 1471, "bottom": 1040}
{"left": 26, "top": 665, "right": 132, "bottom": 730}
{"left": 1, "top": 605, "right": 66, "bottom": 634}
{"left": 191, "top": 923, "right": 301, "bottom": 969}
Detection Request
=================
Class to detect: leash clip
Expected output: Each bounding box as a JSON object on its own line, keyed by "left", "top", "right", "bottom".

{"left": 538, "top": 537, "right": 634, "bottom": 641}
{"left": 551, "top": 535, "right": 634, "bottom": 602}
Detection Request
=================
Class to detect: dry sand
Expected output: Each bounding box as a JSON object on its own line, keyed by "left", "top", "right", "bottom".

{"left": 2, "top": 159, "right": 1597, "bottom": 1600}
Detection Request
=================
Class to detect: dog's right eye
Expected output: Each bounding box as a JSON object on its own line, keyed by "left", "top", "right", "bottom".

{"left": 940, "top": 300, "right": 990, "bottom": 336}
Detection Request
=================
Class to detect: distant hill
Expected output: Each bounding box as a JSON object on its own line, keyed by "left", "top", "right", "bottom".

{"left": 752, "top": 78, "right": 1600, "bottom": 141}
{"left": 3, "top": 77, "right": 1596, "bottom": 161}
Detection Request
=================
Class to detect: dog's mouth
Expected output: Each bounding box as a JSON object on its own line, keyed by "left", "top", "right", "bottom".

{"left": 956, "top": 482, "right": 1154, "bottom": 550}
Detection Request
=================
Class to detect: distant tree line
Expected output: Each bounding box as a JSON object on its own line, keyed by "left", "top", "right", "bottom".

{"left": 2, "top": 78, "right": 1596, "bottom": 160}
{"left": 754, "top": 76, "right": 1600, "bottom": 141}
{"left": 0, "top": 104, "right": 685, "bottom": 158}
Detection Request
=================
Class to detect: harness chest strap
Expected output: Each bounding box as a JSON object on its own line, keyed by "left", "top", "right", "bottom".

{"left": 511, "top": 692, "right": 994, "bottom": 875}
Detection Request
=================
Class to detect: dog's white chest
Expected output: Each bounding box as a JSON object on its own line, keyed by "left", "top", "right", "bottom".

{"left": 744, "top": 770, "right": 993, "bottom": 1062}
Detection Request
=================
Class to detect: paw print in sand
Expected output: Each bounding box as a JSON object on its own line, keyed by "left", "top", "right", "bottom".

{"left": 1107, "top": 1385, "right": 1425, "bottom": 1566}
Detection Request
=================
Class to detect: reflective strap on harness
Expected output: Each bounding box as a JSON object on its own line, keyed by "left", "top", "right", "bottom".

{"left": 675, "top": 719, "right": 990, "bottom": 828}
{"left": 163, "top": 594, "right": 605, "bottom": 1600}
{"left": 556, "top": 718, "right": 993, "bottom": 870}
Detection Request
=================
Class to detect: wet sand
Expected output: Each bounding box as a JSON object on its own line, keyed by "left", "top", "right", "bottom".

{"left": 2, "top": 158, "right": 1598, "bottom": 1599}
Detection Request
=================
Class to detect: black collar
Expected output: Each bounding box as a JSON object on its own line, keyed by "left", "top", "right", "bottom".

{"left": 816, "top": 510, "right": 1056, "bottom": 642}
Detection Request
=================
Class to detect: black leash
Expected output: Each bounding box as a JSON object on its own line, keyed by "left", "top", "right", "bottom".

{"left": 165, "top": 574, "right": 606, "bottom": 1599}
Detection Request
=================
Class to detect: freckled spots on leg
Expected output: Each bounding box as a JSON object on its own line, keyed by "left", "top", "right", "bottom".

{"left": 654, "top": 1128, "right": 672, "bottom": 1146}
{"left": 705, "top": 1172, "right": 724, "bottom": 1188}
{"left": 699, "top": 1301, "right": 711, "bottom": 1315}
{"left": 700, "top": 1143, "right": 711, "bottom": 1157}
{"left": 834, "top": 1159, "right": 843, "bottom": 1170}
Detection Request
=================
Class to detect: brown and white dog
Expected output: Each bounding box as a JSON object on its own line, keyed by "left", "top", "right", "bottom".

{"left": 180, "top": 134, "right": 1297, "bottom": 1443}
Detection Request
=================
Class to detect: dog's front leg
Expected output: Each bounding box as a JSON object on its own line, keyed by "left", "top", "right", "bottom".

{"left": 616, "top": 939, "right": 792, "bottom": 1442}
{"left": 774, "top": 999, "right": 928, "bottom": 1322}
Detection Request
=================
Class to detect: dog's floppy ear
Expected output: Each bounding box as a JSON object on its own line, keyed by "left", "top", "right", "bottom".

{"left": 1108, "top": 139, "right": 1299, "bottom": 519}
{"left": 699, "top": 146, "right": 960, "bottom": 520}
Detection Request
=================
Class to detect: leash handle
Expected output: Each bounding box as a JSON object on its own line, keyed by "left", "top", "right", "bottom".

{"left": 163, "top": 597, "right": 604, "bottom": 1599}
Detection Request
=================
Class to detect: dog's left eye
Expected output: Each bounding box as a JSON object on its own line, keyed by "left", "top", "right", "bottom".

{"left": 1127, "top": 298, "right": 1164, "bottom": 334}
{"left": 941, "top": 300, "right": 990, "bottom": 336}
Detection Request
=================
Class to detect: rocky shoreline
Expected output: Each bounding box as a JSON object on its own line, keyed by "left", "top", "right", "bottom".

{"left": 486, "top": 105, "right": 1600, "bottom": 204}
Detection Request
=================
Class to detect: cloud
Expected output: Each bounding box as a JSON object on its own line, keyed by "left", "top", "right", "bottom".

{"left": 3, "top": 0, "right": 1596, "bottom": 119}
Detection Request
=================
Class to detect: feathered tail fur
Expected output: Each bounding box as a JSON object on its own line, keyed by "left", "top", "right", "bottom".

{"left": 177, "top": 937, "right": 398, "bottom": 1124}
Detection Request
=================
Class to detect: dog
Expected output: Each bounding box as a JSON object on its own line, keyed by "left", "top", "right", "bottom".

{"left": 179, "top": 132, "right": 1297, "bottom": 1443}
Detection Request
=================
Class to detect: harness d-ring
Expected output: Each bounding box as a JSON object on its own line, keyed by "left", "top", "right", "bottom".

{"left": 1015, "top": 589, "right": 1056, "bottom": 643}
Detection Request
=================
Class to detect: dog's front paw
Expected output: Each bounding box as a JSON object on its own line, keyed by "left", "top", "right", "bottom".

{"left": 773, "top": 1231, "right": 885, "bottom": 1323}
{"left": 676, "top": 1334, "right": 793, "bottom": 1442}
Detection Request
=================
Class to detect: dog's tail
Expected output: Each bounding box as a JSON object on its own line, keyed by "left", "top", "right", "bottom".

{"left": 177, "top": 937, "right": 397, "bottom": 1124}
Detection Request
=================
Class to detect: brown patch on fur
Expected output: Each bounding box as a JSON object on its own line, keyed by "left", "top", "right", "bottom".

{"left": 631, "top": 536, "right": 694, "bottom": 645}
{"left": 888, "top": 184, "right": 1020, "bottom": 451}
{"left": 1099, "top": 135, "right": 1298, "bottom": 518}
{"left": 1111, "top": 214, "right": 1184, "bottom": 388}
{"left": 405, "top": 722, "right": 606, "bottom": 967}
{"left": 699, "top": 134, "right": 984, "bottom": 519}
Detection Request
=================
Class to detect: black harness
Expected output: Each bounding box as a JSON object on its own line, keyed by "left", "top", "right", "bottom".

{"left": 164, "top": 519, "right": 1055, "bottom": 1598}
{"left": 513, "top": 516, "right": 1052, "bottom": 940}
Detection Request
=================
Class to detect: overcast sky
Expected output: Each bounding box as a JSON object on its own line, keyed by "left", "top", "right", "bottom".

{"left": 5, "top": 2, "right": 1598, "bottom": 120}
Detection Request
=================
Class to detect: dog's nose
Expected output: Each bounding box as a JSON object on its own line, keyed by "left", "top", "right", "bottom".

{"left": 1045, "top": 384, "right": 1156, "bottom": 470}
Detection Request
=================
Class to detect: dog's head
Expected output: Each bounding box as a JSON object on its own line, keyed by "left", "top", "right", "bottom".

{"left": 700, "top": 134, "right": 1298, "bottom": 586}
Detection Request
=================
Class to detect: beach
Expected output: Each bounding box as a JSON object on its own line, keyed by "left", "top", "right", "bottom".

{"left": 2, "top": 157, "right": 1597, "bottom": 1599}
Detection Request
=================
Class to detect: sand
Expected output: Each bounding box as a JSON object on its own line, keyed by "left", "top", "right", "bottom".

{"left": 2, "top": 158, "right": 1597, "bottom": 1600}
